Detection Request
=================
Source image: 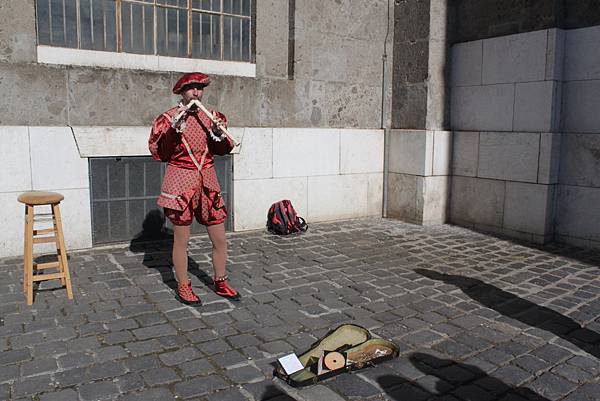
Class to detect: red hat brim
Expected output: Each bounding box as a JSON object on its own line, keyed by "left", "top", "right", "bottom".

{"left": 172, "top": 72, "right": 211, "bottom": 94}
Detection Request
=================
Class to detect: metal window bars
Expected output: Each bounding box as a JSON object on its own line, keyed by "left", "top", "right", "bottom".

{"left": 35, "top": 0, "right": 252, "bottom": 61}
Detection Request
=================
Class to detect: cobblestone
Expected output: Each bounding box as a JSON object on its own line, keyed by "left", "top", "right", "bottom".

{"left": 0, "top": 219, "right": 599, "bottom": 400}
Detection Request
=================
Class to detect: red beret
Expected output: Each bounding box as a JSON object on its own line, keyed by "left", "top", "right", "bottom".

{"left": 172, "top": 72, "right": 210, "bottom": 94}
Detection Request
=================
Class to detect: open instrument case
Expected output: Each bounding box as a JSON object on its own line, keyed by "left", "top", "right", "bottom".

{"left": 274, "top": 324, "right": 400, "bottom": 387}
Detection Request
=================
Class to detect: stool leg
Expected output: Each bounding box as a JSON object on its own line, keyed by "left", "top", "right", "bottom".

{"left": 24, "top": 205, "right": 34, "bottom": 305}
{"left": 52, "top": 204, "right": 73, "bottom": 300}
{"left": 52, "top": 211, "right": 66, "bottom": 287}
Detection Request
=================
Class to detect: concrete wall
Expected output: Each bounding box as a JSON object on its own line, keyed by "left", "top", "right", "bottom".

{"left": 555, "top": 25, "right": 600, "bottom": 249}
{"left": 450, "top": 28, "right": 562, "bottom": 243}
{"left": 0, "top": 1, "right": 391, "bottom": 257}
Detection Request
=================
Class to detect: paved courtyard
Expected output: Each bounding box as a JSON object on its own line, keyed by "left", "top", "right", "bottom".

{"left": 0, "top": 218, "right": 599, "bottom": 401}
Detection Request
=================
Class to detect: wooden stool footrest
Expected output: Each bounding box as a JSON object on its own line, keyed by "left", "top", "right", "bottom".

{"left": 35, "top": 261, "right": 60, "bottom": 270}
{"left": 32, "top": 272, "right": 65, "bottom": 282}
{"left": 33, "top": 236, "right": 57, "bottom": 244}
{"left": 33, "top": 228, "right": 55, "bottom": 235}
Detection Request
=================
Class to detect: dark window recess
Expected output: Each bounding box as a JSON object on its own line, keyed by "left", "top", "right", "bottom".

{"left": 89, "top": 156, "right": 232, "bottom": 245}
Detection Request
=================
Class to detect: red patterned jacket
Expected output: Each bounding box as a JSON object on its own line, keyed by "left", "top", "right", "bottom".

{"left": 148, "top": 104, "right": 233, "bottom": 212}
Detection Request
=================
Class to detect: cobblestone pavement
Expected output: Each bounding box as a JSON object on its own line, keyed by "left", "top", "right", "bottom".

{"left": 1, "top": 218, "right": 599, "bottom": 401}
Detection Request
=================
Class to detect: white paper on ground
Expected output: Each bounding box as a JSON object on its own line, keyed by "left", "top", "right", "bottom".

{"left": 278, "top": 353, "right": 304, "bottom": 375}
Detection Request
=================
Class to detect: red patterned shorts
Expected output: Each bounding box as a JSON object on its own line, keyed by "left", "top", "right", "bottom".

{"left": 164, "top": 188, "right": 227, "bottom": 227}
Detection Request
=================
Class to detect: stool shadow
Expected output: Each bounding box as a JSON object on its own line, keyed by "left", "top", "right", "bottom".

{"left": 379, "top": 352, "right": 549, "bottom": 400}
{"left": 415, "top": 268, "right": 600, "bottom": 359}
{"left": 128, "top": 210, "right": 214, "bottom": 293}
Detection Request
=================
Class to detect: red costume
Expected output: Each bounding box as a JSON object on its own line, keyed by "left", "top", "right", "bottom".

{"left": 148, "top": 76, "right": 234, "bottom": 226}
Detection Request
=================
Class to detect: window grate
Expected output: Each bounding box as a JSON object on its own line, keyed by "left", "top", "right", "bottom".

{"left": 35, "top": 0, "right": 253, "bottom": 61}
{"left": 89, "top": 155, "right": 232, "bottom": 245}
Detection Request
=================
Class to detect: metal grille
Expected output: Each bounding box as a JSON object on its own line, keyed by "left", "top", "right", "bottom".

{"left": 89, "top": 156, "right": 232, "bottom": 245}
{"left": 35, "top": 0, "right": 253, "bottom": 61}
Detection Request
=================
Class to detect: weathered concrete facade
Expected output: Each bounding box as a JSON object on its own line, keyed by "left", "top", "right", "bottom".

{"left": 0, "top": 0, "right": 393, "bottom": 257}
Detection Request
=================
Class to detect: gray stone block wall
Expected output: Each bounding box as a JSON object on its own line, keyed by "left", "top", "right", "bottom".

{"left": 450, "top": 22, "right": 600, "bottom": 249}
{"left": 555, "top": 25, "right": 600, "bottom": 249}
{"left": 450, "top": 0, "right": 600, "bottom": 44}
{"left": 0, "top": 0, "right": 390, "bottom": 129}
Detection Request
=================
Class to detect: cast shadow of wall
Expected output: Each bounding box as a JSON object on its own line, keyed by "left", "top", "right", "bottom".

{"left": 415, "top": 268, "right": 600, "bottom": 359}
{"left": 379, "top": 352, "right": 550, "bottom": 401}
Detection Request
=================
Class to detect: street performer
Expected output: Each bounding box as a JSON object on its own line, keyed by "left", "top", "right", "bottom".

{"left": 148, "top": 72, "right": 240, "bottom": 305}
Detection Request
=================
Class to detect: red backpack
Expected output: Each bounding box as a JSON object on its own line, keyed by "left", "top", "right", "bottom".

{"left": 267, "top": 200, "right": 308, "bottom": 235}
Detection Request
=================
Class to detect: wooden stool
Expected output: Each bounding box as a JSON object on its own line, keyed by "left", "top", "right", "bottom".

{"left": 18, "top": 191, "right": 74, "bottom": 305}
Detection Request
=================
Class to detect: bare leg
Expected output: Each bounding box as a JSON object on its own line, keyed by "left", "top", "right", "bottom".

{"left": 206, "top": 223, "right": 227, "bottom": 278}
{"left": 172, "top": 224, "right": 191, "bottom": 284}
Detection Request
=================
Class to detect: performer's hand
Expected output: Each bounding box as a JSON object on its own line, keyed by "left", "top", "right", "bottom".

{"left": 212, "top": 117, "right": 225, "bottom": 136}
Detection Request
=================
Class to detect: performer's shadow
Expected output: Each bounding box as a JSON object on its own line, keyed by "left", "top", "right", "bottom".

{"left": 128, "top": 210, "right": 214, "bottom": 293}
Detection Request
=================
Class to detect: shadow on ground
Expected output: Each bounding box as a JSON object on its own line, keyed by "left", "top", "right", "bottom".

{"left": 379, "top": 352, "right": 550, "bottom": 401}
{"left": 128, "top": 210, "right": 214, "bottom": 294}
{"left": 415, "top": 269, "right": 600, "bottom": 359}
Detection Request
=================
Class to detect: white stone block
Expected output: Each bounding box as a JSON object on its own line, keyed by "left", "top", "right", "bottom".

{"left": 55, "top": 188, "right": 93, "bottom": 251}
{"left": 71, "top": 126, "right": 152, "bottom": 157}
{"left": 307, "top": 174, "right": 368, "bottom": 221}
{"left": 0, "top": 126, "right": 31, "bottom": 192}
{"left": 478, "top": 132, "right": 540, "bottom": 182}
{"left": 233, "top": 177, "right": 307, "bottom": 231}
{"left": 421, "top": 175, "right": 449, "bottom": 224}
{"left": 0, "top": 188, "right": 92, "bottom": 258}
{"left": 451, "top": 84, "right": 515, "bottom": 131}
{"left": 367, "top": 173, "right": 383, "bottom": 217}
{"left": 559, "top": 133, "right": 600, "bottom": 187}
{"left": 388, "top": 130, "right": 433, "bottom": 176}
{"left": 504, "top": 182, "right": 554, "bottom": 235}
{"left": 557, "top": 185, "right": 600, "bottom": 242}
{"left": 538, "top": 132, "right": 561, "bottom": 184}
{"left": 340, "top": 129, "right": 384, "bottom": 174}
{"left": 451, "top": 40, "right": 483, "bottom": 87}
{"left": 386, "top": 172, "right": 418, "bottom": 222}
{"left": 29, "top": 127, "right": 89, "bottom": 190}
{"left": 564, "top": 25, "right": 600, "bottom": 81}
{"left": 452, "top": 131, "right": 479, "bottom": 177}
{"left": 0, "top": 192, "right": 27, "bottom": 257}
{"left": 433, "top": 131, "right": 452, "bottom": 176}
{"left": 562, "top": 81, "right": 600, "bottom": 134}
{"left": 273, "top": 128, "right": 339, "bottom": 177}
{"left": 450, "top": 176, "right": 505, "bottom": 227}
{"left": 482, "top": 30, "right": 547, "bottom": 84}
{"left": 233, "top": 128, "right": 273, "bottom": 180}
{"left": 546, "top": 29, "right": 565, "bottom": 81}
{"left": 513, "top": 81, "right": 557, "bottom": 132}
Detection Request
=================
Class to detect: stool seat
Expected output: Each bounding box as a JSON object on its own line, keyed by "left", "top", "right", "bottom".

{"left": 18, "top": 191, "right": 64, "bottom": 205}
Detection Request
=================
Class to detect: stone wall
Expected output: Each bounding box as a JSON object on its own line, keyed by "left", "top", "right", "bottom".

{"left": 0, "top": 0, "right": 392, "bottom": 257}
{"left": 450, "top": 0, "right": 600, "bottom": 43}
{"left": 450, "top": 29, "right": 562, "bottom": 243}
{"left": 0, "top": 0, "right": 390, "bottom": 129}
{"left": 555, "top": 25, "right": 600, "bottom": 248}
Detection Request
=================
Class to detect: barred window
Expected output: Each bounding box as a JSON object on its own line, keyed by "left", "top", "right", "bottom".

{"left": 35, "top": 0, "right": 253, "bottom": 62}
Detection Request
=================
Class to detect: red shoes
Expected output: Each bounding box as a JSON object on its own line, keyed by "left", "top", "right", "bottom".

{"left": 175, "top": 276, "right": 240, "bottom": 305}
{"left": 175, "top": 280, "right": 202, "bottom": 306}
{"left": 214, "top": 275, "right": 241, "bottom": 301}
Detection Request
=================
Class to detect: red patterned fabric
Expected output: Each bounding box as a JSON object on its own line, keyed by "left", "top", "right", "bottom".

{"left": 149, "top": 105, "right": 234, "bottom": 226}
{"left": 172, "top": 72, "right": 211, "bottom": 94}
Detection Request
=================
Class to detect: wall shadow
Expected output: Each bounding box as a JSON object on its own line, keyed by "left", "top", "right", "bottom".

{"left": 415, "top": 268, "right": 600, "bottom": 359}
{"left": 379, "top": 352, "right": 550, "bottom": 400}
